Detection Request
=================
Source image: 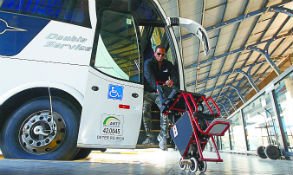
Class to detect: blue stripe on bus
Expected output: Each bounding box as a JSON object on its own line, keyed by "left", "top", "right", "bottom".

{"left": 0, "top": 12, "right": 49, "bottom": 56}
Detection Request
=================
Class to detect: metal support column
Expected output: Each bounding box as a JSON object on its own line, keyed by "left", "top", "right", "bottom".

{"left": 240, "top": 108, "right": 249, "bottom": 151}
{"left": 270, "top": 90, "right": 290, "bottom": 158}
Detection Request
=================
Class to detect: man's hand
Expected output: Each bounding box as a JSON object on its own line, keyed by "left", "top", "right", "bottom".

{"left": 165, "top": 80, "right": 174, "bottom": 87}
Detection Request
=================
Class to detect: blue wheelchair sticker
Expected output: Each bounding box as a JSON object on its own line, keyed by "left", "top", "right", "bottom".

{"left": 108, "top": 84, "right": 123, "bottom": 100}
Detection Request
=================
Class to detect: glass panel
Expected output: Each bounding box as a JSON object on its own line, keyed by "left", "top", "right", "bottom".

{"left": 242, "top": 93, "right": 281, "bottom": 151}
{"left": 229, "top": 112, "right": 246, "bottom": 151}
{"left": 95, "top": 0, "right": 160, "bottom": 24}
{"left": 93, "top": 10, "right": 142, "bottom": 83}
{"left": 0, "top": 0, "right": 90, "bottom": 27}
{"left": 150, "top": 27, "right": 176, "bottom": 65}
{"left": 274, "top": 71, "right": 293, "bottom": 153}
{"left": 147, "top": 27, "right": 179, "bottom": 86}
{"left": 221, "top": 131, "right": 231, "bottom": 151}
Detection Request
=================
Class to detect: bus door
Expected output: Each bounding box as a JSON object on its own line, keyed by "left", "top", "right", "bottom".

{"left": 78, "top": 10, "right": 143, "bottom": 149}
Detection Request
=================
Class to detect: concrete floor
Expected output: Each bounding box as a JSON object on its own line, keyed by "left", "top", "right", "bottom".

{"left": 0, "top": 149, "right": 292, "bottom": 175}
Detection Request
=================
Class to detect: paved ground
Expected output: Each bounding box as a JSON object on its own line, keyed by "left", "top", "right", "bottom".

{"left": 0, "top": 149, "right": 292, "bottom": 175}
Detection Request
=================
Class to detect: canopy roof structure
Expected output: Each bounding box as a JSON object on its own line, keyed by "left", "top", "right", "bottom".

{"left": 158, "top": 0, "right": 292, "bottom": 116}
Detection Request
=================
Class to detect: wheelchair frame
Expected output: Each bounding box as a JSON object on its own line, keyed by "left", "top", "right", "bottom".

{"left": 158, "top": 87, "right": 230, "bottom": 173}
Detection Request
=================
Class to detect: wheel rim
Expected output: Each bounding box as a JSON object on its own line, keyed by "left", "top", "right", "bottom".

{"left": 18, "top": 110, "right": 66, "bottom": 155}
{"left": 198, "top": 161, "right": 207, "bottom": 172}
{"left": 179, "top": 158, "right": 186, "bottom": 170}
{"left": 189, "top": 157, "right": 198, "bottom": 173}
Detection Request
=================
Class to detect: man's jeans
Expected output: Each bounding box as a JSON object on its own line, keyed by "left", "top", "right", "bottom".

{"left": 142, "top": 91, "right": 169, "bottom": 139}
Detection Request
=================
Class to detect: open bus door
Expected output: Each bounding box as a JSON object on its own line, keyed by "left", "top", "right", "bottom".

{"left": 78, "top": 10, "right": 144, "bottom": 149}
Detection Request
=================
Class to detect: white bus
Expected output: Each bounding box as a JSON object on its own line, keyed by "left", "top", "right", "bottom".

{"left": 0, "top": 0, "right": 209, "bottom": 160}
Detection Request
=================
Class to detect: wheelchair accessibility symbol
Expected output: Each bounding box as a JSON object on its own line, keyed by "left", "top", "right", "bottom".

{"left": 108, "top": 84, "right": 123, "bottom": 100}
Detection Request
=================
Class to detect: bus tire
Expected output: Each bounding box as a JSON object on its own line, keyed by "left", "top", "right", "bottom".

{"left": 74, "top": 148, "right": 92, "bottom": 159}
{"left": 0, "top": 97, "right": 80, "bottom": 160}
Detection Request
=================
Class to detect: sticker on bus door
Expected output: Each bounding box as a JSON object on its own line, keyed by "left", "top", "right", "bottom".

{"left": 97, "top": 114, "right": 125, "bottom": 142}
{"left": 107, "top": 84, "right": 123, "bottom": 100}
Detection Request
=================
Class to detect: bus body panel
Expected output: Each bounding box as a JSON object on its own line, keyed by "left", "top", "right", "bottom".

{"left": 0, "top": 58, "right": 88, "bottom": 106}
{"left": 78, "top": 67, "right": 144, "bottom": 149}
{"left": 15, "top": 21, "right": 95, "bottom": 66}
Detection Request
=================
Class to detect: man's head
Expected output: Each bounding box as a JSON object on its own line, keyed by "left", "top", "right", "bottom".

{"left": 154, "top": 45, "right": 166, "bottom": 62}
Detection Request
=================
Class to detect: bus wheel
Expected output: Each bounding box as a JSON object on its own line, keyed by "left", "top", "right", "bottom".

{"left": 0, "top": 97, "right": 80, "bottom": 160}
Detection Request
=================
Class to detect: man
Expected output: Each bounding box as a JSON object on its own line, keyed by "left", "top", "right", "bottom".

{"left": 142, "top": 45, "right": 178, "bottom": 150}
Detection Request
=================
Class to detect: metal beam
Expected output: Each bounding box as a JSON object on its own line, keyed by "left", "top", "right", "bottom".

{"left": 193, "top": 0, "right": 208, "bottom": 91}
{"left": 220, "top": 90, "right": 246, "bottom": 109}
{"left": 180, "top": 3, "right": 293, "bottom": 40}
{"left": 247, "top": 40, "right": 281, "bottom": 75}
{"left": 230, "top": 16, "right": 292, "bottom": 98}
{"left": 217, "top": 99, "right": 235, "bottom": 114}
{"left": 204, "top": 0, "right": 249, "bottom": 95}
{"left": 234, "top": 70, "right": 259, "bottom": 92}
{"left": 187, "top": 60, "right": 266, "bottom": 86}
{"left": 199, "top": 0, "right": 229, "bottom": 92}
{"left": 185, "top": 32, "right": 291, "bottom": 69}
{"left": 201, "top": 3, "right": 264, "bottom": 97}
{"left": 226, "top": 12, "right": 279, "bottom": 95}
{"left": 218, "top": 95, "right": 236, "bottom": 111}
{"left": 216, "top": 90, "right": 242, "bottom": 105}
{"left": 225, "top": 85, "right": 246, "bottom": 103}
{"left": 202, "top": 7, "right": 284, "bottom": 97}
{"left": 198, "top": 68, "right": 260, "bottom": 94}
{"left": 251, "top": 41, "right": 293, "bottom": 88}
{"left": 217, "top": 103, "right": 230, "bottom": 116}
{"left": 186, "top": 3, "right": 292, "bottom": 100}
{"left": 269, "top": 7, "right": 293, "bottom": 17}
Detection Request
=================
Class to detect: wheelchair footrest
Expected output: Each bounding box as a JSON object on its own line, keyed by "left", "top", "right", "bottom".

{"left": 204, "top": 118, "right": 230, "bottom": 136}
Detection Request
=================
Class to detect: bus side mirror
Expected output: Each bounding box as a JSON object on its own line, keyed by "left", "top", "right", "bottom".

{"left": 168, "top": 17, "right": 210, "bottom": 56}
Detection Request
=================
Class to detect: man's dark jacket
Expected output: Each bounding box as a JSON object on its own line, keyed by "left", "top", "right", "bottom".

{"left": 144, "top": 58, "right": 178, "bottom": 92}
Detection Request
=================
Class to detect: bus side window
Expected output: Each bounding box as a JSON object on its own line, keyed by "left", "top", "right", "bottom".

{"left": 0, "top": 0, "right": 91, "bottom": 28}
{"left": 61, "top": 0, "right": 90, "bottom": 27}
{"left": 0, "top": 0, "right": 21, "bottom": 11}
{"left": 21, "top": 0, "right": 64, "bottom": 19}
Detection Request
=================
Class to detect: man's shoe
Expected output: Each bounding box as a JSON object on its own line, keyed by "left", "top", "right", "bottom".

{"left": 142, "top": 137, "right": 155, "bottom": 145}
{"left": 157, "top": 135, "right": 168, "bottom": 151}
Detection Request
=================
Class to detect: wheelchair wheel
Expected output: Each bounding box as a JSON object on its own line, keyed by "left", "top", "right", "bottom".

{"left": 198, "top": 160, "right": 207, "bottom": 173}
{"left": 178, "top": 157, "right": 187, "bottom": 170}
{"left": 189, "top": 157, "right": 198, "bottom": 173}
